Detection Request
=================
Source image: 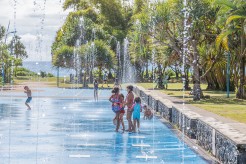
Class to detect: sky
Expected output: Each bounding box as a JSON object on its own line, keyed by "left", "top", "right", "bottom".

{"left": 0, "top": 0, "right": 70, "bottom": 61}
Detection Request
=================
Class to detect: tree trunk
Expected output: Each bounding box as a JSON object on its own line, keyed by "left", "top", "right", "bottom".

{"left": 157, "top": 64, "right": 164, "bottom": 89}
{"left": 145, "top": 62, "right": 149, "bottom": 79}
{"left": 135, "top": 63, "right": 142, "bottom": 82}
{"left": 184, "top": 67, "right": 190, "bottom": 90}
{"left": 236, "top": 21, "right": 245, "bottom": 99}
{"left": 175, "top": 64, "right": 179, "bottom": 79}
{"left": 192, "top": 40, "right": 203, "bottom": 100}
{"left": 237, "top": 56, "right": 245, "bottom": 99}
{"left": 99, "top": 65, "right": 102, "bottom": 83}
{"left": 89, "top": 69, "right": 93, "bottom": 83}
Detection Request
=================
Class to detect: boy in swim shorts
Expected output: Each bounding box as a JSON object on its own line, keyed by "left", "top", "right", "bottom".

{"left": 24, "top": 86, "right": 32, "bottom": 110}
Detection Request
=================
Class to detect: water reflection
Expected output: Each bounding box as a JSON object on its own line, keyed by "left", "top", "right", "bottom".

{"left": 25, "top": 111, "right": 31, "bottom": 130}
{"left": 0, "top": 94, "right": 208, "bottom": 163}
{"left": 112, "top": 133, "right": 123, "bottom": 163}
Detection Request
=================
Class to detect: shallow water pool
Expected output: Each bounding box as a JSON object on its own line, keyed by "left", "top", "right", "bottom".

{"left": 0, "top": 89, "right": 208, "bottom": 163}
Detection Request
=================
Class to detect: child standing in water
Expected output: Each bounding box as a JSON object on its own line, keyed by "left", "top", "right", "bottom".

{"left": 109, "top": 87, "right": 121, "bottom": 132}
{"left": 118, "top": 93, "right": 125, "bottom": 132}
{"left": 132, "top": 97, "right": 142, "bottom": 133}
{"left": 113, "top": 78, "right": 122, "bottom": 89}
{"left": 24, "top": 86, "right": 32, "bottom": 110}
{"left": 93, "top": 79, "right": 99, "bottom": 102}
{"left": 125, "top": 85, "right": 134, "bottom": 132}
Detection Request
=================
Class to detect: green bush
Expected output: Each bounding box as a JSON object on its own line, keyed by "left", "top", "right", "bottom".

{"left": 47, "top": 73, "right": 54, "bottom": 77}
{"left": 16, "top": 71, "right": 29, "bottom": 76}
{"left": 15, "top": 67, "right": 36, "bottom": 76}
{"left": 165, "top": 69, "right": 175, "bottom": 77}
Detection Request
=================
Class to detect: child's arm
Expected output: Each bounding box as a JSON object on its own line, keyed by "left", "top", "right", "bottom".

{"left": 24, "top": 90, "right": 30, "bottom": 93}
{"left": 131, "top": 104, "right": 135, "bottom": 111}
{"left": 109, "top": 95, "right": 113, "bottom": 102}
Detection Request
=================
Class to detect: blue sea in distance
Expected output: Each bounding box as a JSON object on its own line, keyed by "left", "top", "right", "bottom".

{"left": 22, "top": 61, "right": 74, "bottom": 77}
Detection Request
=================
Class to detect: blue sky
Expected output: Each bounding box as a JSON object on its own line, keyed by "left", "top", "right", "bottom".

{"left": 0, "top": 0, "right": 70, "bottom": 61}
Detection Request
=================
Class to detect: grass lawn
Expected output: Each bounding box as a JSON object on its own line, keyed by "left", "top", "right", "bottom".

{"left": 137, "top": 82, "right": 246, "bottom": 124}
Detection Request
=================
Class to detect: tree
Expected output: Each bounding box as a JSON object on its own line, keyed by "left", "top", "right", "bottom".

{"left": 52, "top": 0, "right": 132, "bottom": 84}
{"left": 215, "top": 0, "right": 246, "bottom": 99}
{"left": 9, "top": 35, "right": 27, "bottom": 59}
{"left": 0, "top": 25, "right": 27, "bottom": 82}
{"left": 79, "top": 40, "right": 116, "bottom": 80}
{"left": 128, "top": 1, "right": 152, "bottom": 81}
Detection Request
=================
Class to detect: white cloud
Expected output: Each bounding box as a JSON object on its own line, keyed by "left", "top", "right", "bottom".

{"left": 0, "top": 0, "right": 70, "bottom": 61}
{"left": 20, "top": 33, "right": 37, "bottom": 43}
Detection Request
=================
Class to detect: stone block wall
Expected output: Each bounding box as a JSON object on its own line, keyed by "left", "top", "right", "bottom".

{"left": 172, "top": 106, "right": 197, "bottom": 139}
{"left": 196, "top": 120, "right": 213, "bottom": 153}
{"left": 133, "top": 86, "right": 246, "bottom": 164}
{"left": 149, "top": 96, "right": 159, "bottom": 112}
{"left": 158, "top": 100, "right": 172, "bottom": 122}
{"left": 215, "top": 131, "right": 238, "bottom": 163}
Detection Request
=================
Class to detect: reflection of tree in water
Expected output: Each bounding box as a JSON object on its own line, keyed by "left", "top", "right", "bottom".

{"left": 25, "top": 111, "right": 31, "bottom": 130}
{"left": 126, "top": 135, "right": 134, "bottom": 163}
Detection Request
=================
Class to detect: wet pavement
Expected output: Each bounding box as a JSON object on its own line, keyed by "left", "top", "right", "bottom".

{"left": 0, "top": 89, "right": 208, "bottom": 163}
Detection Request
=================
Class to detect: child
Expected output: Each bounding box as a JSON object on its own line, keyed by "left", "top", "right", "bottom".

{"left": 132, "top": 97, "right": 142, "bottom": 133}
{"left": 143, "top": 104, "right": 148, "bottom": 120}
{"left": 146, "top": 108, "right": 153, "bottom": 120}
{"left": 118, "top": 93, "right": 125, "bottom": 131}
{"left": 143, "top": 104, "right": 153, "bottom": 120}
{"left": 24, "top": 86, "right": 32, "bottom": 110}
{"left": 113, "top": 78, "right": 122, "bottom": 89}
{"left": 102, "top": 71, "right": 109, "bottom": 88}
{"left": 109, "top": 87, "right": 121, "bottom": 132}
{"left": 93, "top": 79, "right": 99, "bottom": 102}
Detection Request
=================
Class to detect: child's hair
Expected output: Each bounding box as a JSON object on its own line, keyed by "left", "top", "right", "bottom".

{"left": 134, "top": 97, "right": 141, "bottom": 104}
{"left": 126, "top": 85, "right": 133, "bottom": 92}
{"left": 143, "top": 104, "right": 147, "bottom": 108}
{"left": 111, "top": 87, "right": 119, "bottom": 94}
{"left": 119, "top": 93, "right": 124, "bottom": 99}
{"left": 24, "top": 86, "right": 28, "bottom": 89}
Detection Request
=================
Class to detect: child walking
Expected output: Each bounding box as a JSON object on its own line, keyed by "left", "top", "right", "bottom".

{"left": 132, "top": 97, "right": 142, "bottom": 133}
{"left": 24, "top": 86, "right": 32, "bottom": 110}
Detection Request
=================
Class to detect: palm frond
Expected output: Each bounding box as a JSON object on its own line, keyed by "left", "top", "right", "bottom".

{"left": 226, "top": 15, "right": 246, "bottom": 25}
{"left": 215, "top": 30, "right": 234, "bottom": 50}
{"left": 214, "top": 0, "right": 237, "bottom": 10}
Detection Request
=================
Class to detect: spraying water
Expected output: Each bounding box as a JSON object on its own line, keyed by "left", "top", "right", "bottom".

{"left": 122, "top": 38, "right": 135, "bottom": 84}
{"left": 116, "top": 41, "right": 121, "bottom": 80}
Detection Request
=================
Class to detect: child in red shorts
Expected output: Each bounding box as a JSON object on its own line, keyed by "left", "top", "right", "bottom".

{"left": 119, "top": 93, "right": 125, "bottom": 131}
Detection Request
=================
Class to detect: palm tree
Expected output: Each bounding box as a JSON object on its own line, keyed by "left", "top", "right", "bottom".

{"left": 215, "top": 0, "right": 246, "bottom": 99}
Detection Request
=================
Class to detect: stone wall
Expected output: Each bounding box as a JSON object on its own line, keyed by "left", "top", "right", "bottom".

{"left": 133, "top": 86, "right": 246, "bottom": 164}
{"left": 172, "top": 106, "right": 198, "bottom": 139}
{"left": 157, "top": 99, "right": 172, "bottom": 122}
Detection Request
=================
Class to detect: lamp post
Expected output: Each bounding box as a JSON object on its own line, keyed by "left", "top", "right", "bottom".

{"left": 226, "top": 52, "right": 231, "bottom": 98}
